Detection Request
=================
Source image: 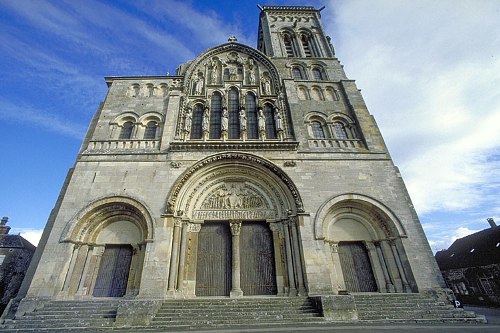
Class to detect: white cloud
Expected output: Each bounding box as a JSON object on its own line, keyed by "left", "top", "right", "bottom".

{"left": 10, "top": 228, "right": 44, "bottom": 247}
{"left": 323, "top": 0, "right": 500, "bottom": 215}
{"left": 426, "top": 226, "right": 481, "bottom": 253}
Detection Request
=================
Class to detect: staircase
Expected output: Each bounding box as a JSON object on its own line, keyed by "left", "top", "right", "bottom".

{"left": 1, "top": 300, "right": 119, "bottom": 332}
{"left": 140, "top": 297, "right": 325, "bottom": 330}
{"left": 353, "top": 293, "right": 486, "bottom": 323}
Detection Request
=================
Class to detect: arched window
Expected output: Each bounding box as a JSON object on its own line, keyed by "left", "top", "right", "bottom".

{"left": 246, "top": 93, "right": 258, "bottom": 139}
{"left": 312, "top": 68, "right": 323, "bottom": 80}
{"left": 119, "top": 121, "right": 134, "bottom": 139}
{"left": 301, "top": 35, "right": 313, "bottom": 57}
{"left": 228, "top": 88, "right": 240, "bottom": 139}
{"left": 263, "top": 104, "right": 277, "bottom": 139}
{"left": 292, "top": 67, "right": 303, "bottom": 80}
{"left": 283, "top": 34, "right": 294, "bottom": 57}
{"left": 311, "top": 121, "right": 326, "bottom": 139}
{"left": 143, "top": 121, "right": 158, "bottom": 139}
{"left": 210, "top": 92, "right": 222, "bottom": 139}
{"left": 333, "top": 122, "right": 348, "bottom": 139}
{"left": 191, "top": 104, "right": 203, "bottom": 139}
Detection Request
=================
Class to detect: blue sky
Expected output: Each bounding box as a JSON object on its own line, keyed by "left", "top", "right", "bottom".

{"left": 1, "top": 0, "right": 499, "bottom": 251}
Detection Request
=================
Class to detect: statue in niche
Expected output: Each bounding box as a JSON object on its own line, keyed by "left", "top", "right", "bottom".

{"left": 184, "top": 108, "right": 192, "bottom": 133}
{"left": 194, "top": 74, "right": 204, "bottom": 95}
{"left": 247, "top": 58, "right": 256, "bottom": 85}
{"left": 221, "top": 108, "right": 229, "bottom": 131}
{"left": 202, "top": 108, "right": 209, "bottom": 132}
{"left": 258, "top": 109, "right": 266, "bottom": 132}
{"left": 210, "top": 59, "right": 218, "bottom": 84}
{"left": 261, "top": 75, "right": 271, "bottom": 95}
{"left": 247, "top": 68, "right": 255, "bottom": 85}
{"left": 239, "top": 109, "right": 247, "bottom": 131}
{"left": 229, "top": 65, "right": 238, "bottom": 80}
{"left": 275, "top": 110, "right": 283, "bottom": 131}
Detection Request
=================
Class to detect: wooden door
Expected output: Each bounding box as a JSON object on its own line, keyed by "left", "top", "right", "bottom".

{"left": 195, "top": 222, "right": 232, "bottom": 296}
{"left": 338, "top": 242, "right": 377, "bottom": 292}
{"left": 93, "top": 245, "right": 132, "bottom": 297}
{"left": 241, "top": 222, "right": 277, "bottom": 295}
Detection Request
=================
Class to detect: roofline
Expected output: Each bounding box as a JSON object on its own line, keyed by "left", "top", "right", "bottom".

{"left": 104, "top": 75, "right": 182, "bottom": 87}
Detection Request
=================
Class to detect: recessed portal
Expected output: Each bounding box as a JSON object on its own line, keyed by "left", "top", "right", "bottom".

{"left": 338, "top": 242, "right": 377, "bottom": 292}
{"left": 93, "top": 244, "right": 133, "bottom": 297}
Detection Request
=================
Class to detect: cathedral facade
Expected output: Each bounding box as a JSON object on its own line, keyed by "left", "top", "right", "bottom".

{"left": 18, "top": 5, "right": 445, "bottom": 311}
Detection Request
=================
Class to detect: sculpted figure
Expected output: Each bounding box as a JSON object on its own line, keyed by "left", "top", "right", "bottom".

{"left": 184, "top": 108, "right": 192, "bottom": 133}
{"left": 275, "top": 110, "right": 283, "bottom": 131}
{"left": 195, "top": 75, "right": 204, "bottom": 95}
{"left": 247, "top": 68, "right": 255, "bottom": 85}
{"left": 262, "top": 76, "right": 271, "bottom": 94}
{"left": 211, "top": 59, "right": 218, "bottom": 84}
{"left": 221, "top": 108, "right": 229, "bottom": 131}
{"left": 202, "top": 108, "right": 209, "bottom": 132}
{"left": 239, "top": 109, "right": 247, "bottom": 131}
{"left": 258, "top": 109, "right": 266, "bottom": 132}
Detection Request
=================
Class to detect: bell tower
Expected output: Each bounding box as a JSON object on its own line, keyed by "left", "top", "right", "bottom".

{"left": 257, "top": 5, "right": 334, "bottom": 58}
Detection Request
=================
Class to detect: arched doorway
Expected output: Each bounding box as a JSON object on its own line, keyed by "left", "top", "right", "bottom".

{"left": 59, "top": 197, "right": 153, "bottom": 298}
{"left": 165, "top": 152, "right": 305, "bottom": 297}
{"left": 315, "top": 194, "right": 415, "bottom": 294}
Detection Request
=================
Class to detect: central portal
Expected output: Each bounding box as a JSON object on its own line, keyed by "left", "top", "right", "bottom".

{"left": 195, "top": 221, "right": 277, "bottom": 297}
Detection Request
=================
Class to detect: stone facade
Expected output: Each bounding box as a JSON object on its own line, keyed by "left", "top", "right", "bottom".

{"left": 11, "top": 5, "right": 446, "bottom": 320}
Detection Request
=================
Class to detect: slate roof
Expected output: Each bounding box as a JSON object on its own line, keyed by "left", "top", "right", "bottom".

{"left": 0, "top": 234, "right": 36, "bottom": 250}
{"left": 435, "top": 226, "right": 500, "bottom": 270}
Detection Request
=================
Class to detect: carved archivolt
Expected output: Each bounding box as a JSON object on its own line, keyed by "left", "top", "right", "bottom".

{"left": 166, "top": 152, "right": 304, "bottom": 220}
{"left": 314, "top": 193, "right": 407, "bottom": 241}
{"left": 183, "top": 43, "right": 281, "bottom": 97}
{"left": 60, "top": 196, "right": 155, "bottom": 244}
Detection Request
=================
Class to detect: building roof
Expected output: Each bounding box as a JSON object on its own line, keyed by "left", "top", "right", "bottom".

{"left": 0, "top": 234, "right": 36, "bottom": 251}
{"left": 435, "top": 226, "right": 500, "bottom": 270}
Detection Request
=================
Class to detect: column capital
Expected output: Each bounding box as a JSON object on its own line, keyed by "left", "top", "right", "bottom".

{"left": 230, "top": 221, "right": 242, "bottom": 236}
{"left": 189, "top": 223, "right": 202, "bottom": 233}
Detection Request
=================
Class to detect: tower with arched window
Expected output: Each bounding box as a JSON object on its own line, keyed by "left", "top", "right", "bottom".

{"left": 7, "top": 5, "right": 475, "bottom": 330}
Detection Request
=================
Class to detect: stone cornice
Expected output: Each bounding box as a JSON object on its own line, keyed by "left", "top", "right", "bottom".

{"left": 170, "top": 141, "right": 299, "bottom": 151}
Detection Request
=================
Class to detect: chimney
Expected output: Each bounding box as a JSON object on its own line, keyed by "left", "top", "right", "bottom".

{"left": 0, "top": 216, "right": 11, "bottom": 235}
{"left": 487, "top": 218, "right": 497, "bottom": 228}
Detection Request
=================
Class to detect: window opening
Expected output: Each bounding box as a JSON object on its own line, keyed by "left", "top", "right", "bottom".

{"left": 334, "top": 122, "right": 348, "bottom": 139}
{"left": 228, "top": 88, "right": 240, "bottom": 139}
{"left": 143, "top": 121, "right": 157, "bottom": 139}
{"left": 292, "top": 67, "right": 303, "bottom": 80}
{"left": 119, "top": 121, "right": 134, "bottom": 139}
{"left": 191, "top": 104, "right": 203, "bottom": 139}
{"left": 210, "top": 92, "right": 222, "bottom": 139}
{"left": 263, "top": 104, "right": 277, "bottom": 139}
{"left": 246, "top": 93, "right": 258, "bottom": 139}
{"left": 311, "top": 121, "right": 326, "bottom": 139}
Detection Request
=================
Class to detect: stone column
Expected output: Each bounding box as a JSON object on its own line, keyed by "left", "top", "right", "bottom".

{"left": 283, "top": 221, "right": 297, "bottom": 296}
{"left": 365, "top": 242, "right": 387, "bottom": 293}
{"left": 68, "top": 244, "right": 90, "bottom": 295}
{"left": 380, "top": 240, "right": 403, "bottom": 292}
{"left": 185, "top": 223, "right": 201, "bottom": 296}
{"left": 289, "top": 218, "right": 306, "bottom": 295}
{"left": 230, "top": 221, "right": 243, "bottom": 297}
{"left": 167, "top": 219, "right": 182, "bottom": 292}
{"left": 76, "top": 245, "right": 93, "bottom": 295}
{"left": 269, "top": 222, "right": 285, "bottom": 296}
{"left": 328, "top": 242, "right": 346, "bottom": 292}
{"left": 61, "top": 243, "right": 80, "bottom": 294}
{"left": 176, "top": 222, "right": 190, "bottom": 291}
{"left": 375, "top": 241, "right": 395, "bottom": 293}
{"left": 389, "top": 239, "right": 411, "bottom": 293}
